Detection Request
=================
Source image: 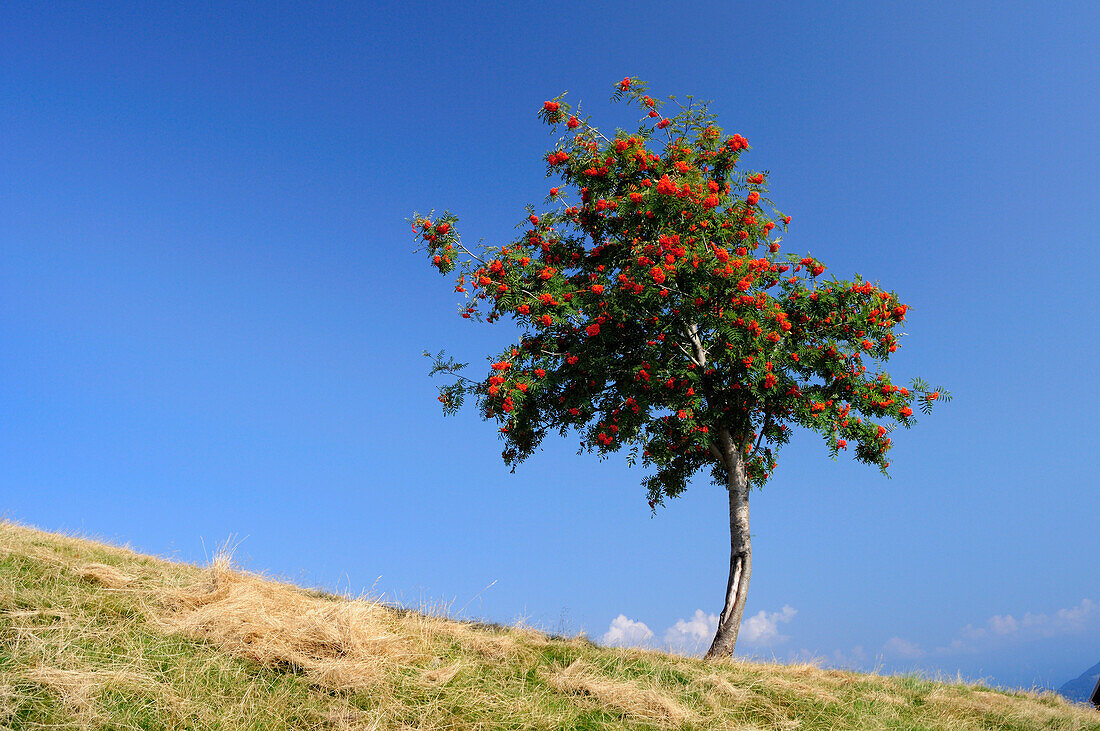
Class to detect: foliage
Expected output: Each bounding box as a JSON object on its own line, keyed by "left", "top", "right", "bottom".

{"left": 414, "top": 78, "right": 948, "bottom": 508}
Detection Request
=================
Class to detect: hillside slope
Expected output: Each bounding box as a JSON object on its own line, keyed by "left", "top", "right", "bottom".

{"left": 1061, "top": 661, "right": 1100, "bottom": 704}
{"left": 1, "top": 521, "right": 1097, "bottom": 730}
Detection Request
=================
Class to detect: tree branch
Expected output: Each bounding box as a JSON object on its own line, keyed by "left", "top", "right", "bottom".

{"left": 683, "top": 322, "right": 708, "bottom": 367}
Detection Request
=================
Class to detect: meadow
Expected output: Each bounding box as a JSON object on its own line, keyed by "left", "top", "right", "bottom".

{"left": 2, "top": 520, "right": 1097, "bottom": 730}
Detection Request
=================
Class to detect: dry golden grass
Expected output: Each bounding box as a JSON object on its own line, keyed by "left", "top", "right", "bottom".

{"left": 547, "top": 657, "right": 698, "bottom": 725}
{"left": 154, "top": 555, "right": 417, "bottom": 690}
{"left": 2, "top": 519, "right": 1099, "bottom": 730}
{"left": 74, "top": 563, "right": 134, "bottom": 588}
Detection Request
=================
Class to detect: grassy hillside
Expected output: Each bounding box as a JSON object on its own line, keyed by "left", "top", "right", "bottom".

{"left": 1, "top": 521, "right": 1096, "bottom": 730}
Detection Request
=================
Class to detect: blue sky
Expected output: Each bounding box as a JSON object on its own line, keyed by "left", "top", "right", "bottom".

{"left": 2, "top": 0, "right": 1098, "bottom": 693}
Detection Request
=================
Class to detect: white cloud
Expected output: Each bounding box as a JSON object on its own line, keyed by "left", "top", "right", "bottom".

{"left": 883, "top": 636, "right": 925, "bottom": 659}
{"left": 988, "top": 614, "right": 1018, "bottom": 636}
{"left": 785, "top": 645, "right": 868, "bottom": 670}
{"left": 1050, "top": 598, "right": 1098, "bottom": 632}
{"left": 664, "top": 610, "right": 719, "bottom": 654}
{"left": 660, "top": 605, "right": 798, "bottom": 654}
{"left": 767, "top": 599, "right": 1099, "bottom": 680}
{"left": 741, "top": 605, "right": 797, "bottom": 646}
{"left": 600, "top": 614, "right": 654, "bottom": 648}
{"left": 831, "top": 645, "right": 868, "bottom": 668}
{"left": 942, "top": 598, "right": 1099, "bottom": 654}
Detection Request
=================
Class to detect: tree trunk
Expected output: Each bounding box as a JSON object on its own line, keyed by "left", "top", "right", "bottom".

{"left": 704, "top": 448, "right": 752, "bottom": 660}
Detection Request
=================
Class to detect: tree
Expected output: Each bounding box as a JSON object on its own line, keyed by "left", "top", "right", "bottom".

{"left": 412, "top": 78, "right": 948, "bottom": 659}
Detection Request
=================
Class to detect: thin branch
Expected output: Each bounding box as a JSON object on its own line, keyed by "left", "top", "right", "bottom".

{"left": 753, "top": 413, "right": 771, "bottom": 453}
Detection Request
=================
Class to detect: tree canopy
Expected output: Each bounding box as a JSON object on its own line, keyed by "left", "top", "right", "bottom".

{"left": 414, "top": 77, "right": 948, "bottom": 509}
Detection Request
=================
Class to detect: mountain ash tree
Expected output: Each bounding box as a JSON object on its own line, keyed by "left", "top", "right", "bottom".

{"left": 413, "top": 78, "right": 948, "bottom": 658}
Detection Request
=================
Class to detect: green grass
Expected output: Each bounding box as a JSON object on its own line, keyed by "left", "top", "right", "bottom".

{"left": 1, "top": 521, "right": 1097, "bottom": 730}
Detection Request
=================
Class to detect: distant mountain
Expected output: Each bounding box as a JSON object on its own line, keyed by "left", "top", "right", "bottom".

{"left": 1058, "top": 661, "right": 1100, "bottom": 704}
